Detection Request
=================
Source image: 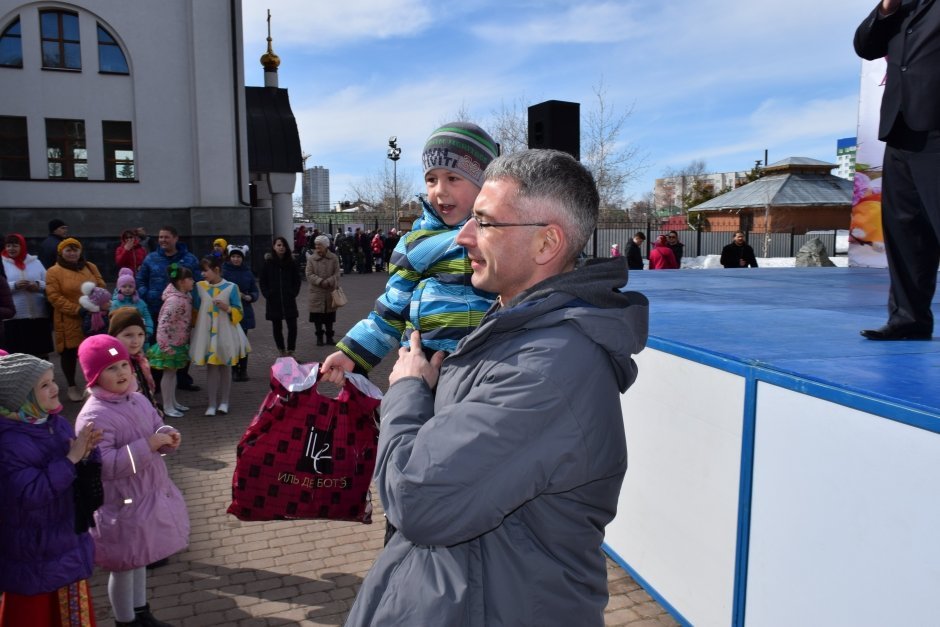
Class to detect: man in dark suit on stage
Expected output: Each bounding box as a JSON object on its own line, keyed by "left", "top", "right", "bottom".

{"left": 855, "top": 0, "right": 940, "bottom": 340}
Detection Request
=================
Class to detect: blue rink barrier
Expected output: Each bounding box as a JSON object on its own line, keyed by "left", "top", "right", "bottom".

{"left": 603, "top": 268, "right": 940, "bottom": 626}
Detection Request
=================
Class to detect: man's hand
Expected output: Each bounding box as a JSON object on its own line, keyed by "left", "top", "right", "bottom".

{"left": 880, "top": 0, "right": 900, "bottom": 16}
{"left": 389, "top": 330, "right": 444, "bottom": 390}
{"left": 320, "top": 351, "right": 355, "bottom": 385}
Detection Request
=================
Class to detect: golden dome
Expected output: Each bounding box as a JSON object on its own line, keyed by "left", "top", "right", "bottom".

{"left": 261, "top": 43, "right": 280, "bottom": 70}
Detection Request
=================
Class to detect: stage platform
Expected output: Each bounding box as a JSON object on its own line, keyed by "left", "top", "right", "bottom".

{"left": 604, "top": 267, "right": 940, "bottom": 627}
{"left": 631, "top": 266, "right": 940, "bottom": 423}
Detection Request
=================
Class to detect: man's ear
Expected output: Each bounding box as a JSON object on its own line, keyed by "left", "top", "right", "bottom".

{"left": 534, "top": 224, "right": 566, "bottom": 266}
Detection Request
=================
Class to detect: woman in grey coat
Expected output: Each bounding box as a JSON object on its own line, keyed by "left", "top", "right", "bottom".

{"left": 305, "top": 235, "right": 341, "bottom": 346}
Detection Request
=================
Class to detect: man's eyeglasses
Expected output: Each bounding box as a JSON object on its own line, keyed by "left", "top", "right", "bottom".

{"left": 471, "top": 215, "right": 548, "bottom": 230}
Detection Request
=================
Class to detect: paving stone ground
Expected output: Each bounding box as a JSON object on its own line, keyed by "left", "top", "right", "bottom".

{"left": 53, "top": 269, "right": 678, "bottom": 626}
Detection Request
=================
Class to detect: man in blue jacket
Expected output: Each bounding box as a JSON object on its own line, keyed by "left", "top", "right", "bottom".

{"left": 856, "top": 0, "right": 940, "bottom": 340}
{"left": 345, "top": 150, "right": 649, "bottom": 626}
{"left": 136, "top": 225, "right": 202, "bottom": 390}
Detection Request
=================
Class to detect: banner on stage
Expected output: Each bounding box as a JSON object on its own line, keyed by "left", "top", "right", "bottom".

{"left": 849, "top": 58, "right": 887, "bottom": 268}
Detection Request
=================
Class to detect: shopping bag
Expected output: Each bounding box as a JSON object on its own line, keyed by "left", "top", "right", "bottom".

{"left": 331, "top": 286, "right": 348, "bottom": 308}
{"left": 227, "top": 357, "right": 382, "bottom": 523}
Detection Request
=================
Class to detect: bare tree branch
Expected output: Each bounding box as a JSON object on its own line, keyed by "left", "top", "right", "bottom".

{"left": 487, "top": 97, "right": 530, "bottom": 155}
{"left": 346, "top": 164, "right": 418, "bottom": 211}
{"left": 581, "top": 77, "right": 647, "bottom": 211}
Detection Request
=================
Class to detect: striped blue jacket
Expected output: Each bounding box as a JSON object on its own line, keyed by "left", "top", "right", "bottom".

{"left": 337, "top": 197, "right": 495, "bottom": 372}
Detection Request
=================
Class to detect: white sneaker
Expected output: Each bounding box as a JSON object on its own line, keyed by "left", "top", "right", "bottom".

{"left": 174, "top": 403, "right": 190, "bottom": 412}
{"left": 164, "top": 408, "right": 184, "bottom": 418}
{"left": 217, "top": 403, "right": 229, "bottom": 414}
{"left": 204, "top": 406, "right": 217, "bottom": 417}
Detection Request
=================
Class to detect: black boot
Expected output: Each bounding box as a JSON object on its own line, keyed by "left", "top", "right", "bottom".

{"left": 114, "top": 620, "right": 143, "bottom": 627}
{"left": 326, "top": 327, "right": 335, "bottom": 345}
{"left": 234, "top": 357, "right": 249, "bottom": 382}
{"left": 134, "top": 603, "right": 173, "bottom": 627}
{"left": 316, "top": 332, "right": 324, "bottom": 347}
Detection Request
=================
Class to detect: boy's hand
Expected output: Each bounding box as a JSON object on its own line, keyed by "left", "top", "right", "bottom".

{"left": 320, "top": 351, "right": 354, "bottom": 385}
{"left": 390, "top": 330, "right": 444, "bottom": 390}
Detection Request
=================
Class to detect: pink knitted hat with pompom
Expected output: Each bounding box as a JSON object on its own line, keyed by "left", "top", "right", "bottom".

{"left": 116, "top": 267, "right": 136, "bottom": 290}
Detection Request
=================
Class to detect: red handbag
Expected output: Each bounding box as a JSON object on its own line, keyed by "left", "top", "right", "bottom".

{"left": 227, "top": 358, "right": 382, "bottom": 523}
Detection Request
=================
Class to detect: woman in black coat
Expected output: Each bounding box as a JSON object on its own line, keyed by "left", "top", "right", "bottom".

{"left": 259, "top": 237, "right": 301, "bottom": 356}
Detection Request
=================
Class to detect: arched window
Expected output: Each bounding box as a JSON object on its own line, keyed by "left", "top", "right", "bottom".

{"left": 0, "top": 17, "right": 22, "bottom": 67}
{"left": 40, "top": 9, "right": 81, "bottom": 70}
{"left": 97, "top": 24, "right": 127, "bottom": 74}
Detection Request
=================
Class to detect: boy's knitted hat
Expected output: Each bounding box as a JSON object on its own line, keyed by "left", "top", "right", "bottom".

{"left": 78, "top": 335, "right": 130, "bottom": 388}
{"left": 108, "top": 307, "right": 146, "bottom": 337}
{"left": 0, "top": 354, "right": 53, "bottom": 411}
{"left": 79, "top": 281, "right": 111, "bottom": 311}
{"left": 421, "top": 122, "right": 498, "bottom": 189}
{"left": 49, "top": 219, "right": 67, "bottom": 233}
{"left": 116, "top": 267, "right": 136, "bottom": 290}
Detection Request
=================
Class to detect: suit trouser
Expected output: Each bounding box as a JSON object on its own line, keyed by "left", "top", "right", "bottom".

{"left": 881, "top": 144, "right": 940, "bottom": 332}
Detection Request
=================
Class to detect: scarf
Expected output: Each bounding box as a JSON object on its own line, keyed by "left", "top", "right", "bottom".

{"left": 56, "top": 255, "right": 86, "bottom": 272}
{"left": 0, "top": 389, "right": 62, "bottom": 425}
{"left": 1, "top": 233, "right": 27, "bottom": 270}
{"left": 88, "top": 376, "right": 139, "bottom": 402}
{"left": 87, "top": 310, "right": 107, "bottom": 333}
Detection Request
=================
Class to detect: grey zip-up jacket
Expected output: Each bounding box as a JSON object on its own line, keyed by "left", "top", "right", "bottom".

{"left": 346, "top": 257, "right": 649, "bottom": 626}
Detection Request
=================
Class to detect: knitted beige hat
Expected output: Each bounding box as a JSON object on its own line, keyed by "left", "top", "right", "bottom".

{"left": 0, "top": 354, "right": 54, "bottom": 411}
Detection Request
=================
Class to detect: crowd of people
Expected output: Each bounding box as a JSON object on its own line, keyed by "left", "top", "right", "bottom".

{"left": 294, "top": 224, "right": 400, "bottom": 277}
{"left": 0, "top": 219, "right": 341, "bottom": 625}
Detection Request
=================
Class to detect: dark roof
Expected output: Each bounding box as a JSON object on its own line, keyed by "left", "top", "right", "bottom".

{"left": 245, "top": 87, "right": 303, "bottom": 173}
{"left": 691, "top": 157, "right": 851, "bottom": 211}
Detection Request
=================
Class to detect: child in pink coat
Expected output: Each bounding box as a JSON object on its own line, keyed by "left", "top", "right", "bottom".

{"left": 146, "top": 264, "right": 194, "bottom": 418}
{"left": 76, "top": 335, "right": 189, "bottom": 627}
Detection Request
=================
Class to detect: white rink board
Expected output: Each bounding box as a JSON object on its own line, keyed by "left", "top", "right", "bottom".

{"left": 745, "top": 383, "right": 940, "bottom": 626}
{"left": 607, "top": 349, "right": 744, "bottom": 626}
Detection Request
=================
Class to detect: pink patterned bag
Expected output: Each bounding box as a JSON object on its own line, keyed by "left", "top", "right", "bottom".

{"left": 227, "top": 358, "right": 382, "bottom": 523}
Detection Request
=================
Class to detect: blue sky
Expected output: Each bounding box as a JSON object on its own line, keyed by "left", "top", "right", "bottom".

{"left": 241, "top": 0, "right": 868, "bottom": 206}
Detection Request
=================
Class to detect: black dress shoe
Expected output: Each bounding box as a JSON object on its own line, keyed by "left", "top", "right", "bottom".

{"left": 177, "top": 383, "right": 201, "bottom": 392}
{"left": 860, "top": 325, "right": 932, "bottom": 341}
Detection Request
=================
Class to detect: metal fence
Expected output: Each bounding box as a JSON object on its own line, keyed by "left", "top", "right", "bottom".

{"left": 299, "top": 213, "right": 847, "bottom": 260}
{"left": 587, "top": 223, "right": 847, "bottom": 259}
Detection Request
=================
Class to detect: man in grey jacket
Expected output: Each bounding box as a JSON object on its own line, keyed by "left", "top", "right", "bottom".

{"left": 344, "top": 150, "right": 649, "bottom": 626}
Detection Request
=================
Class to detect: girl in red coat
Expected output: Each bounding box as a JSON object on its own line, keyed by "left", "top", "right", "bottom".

{"left": 648, "top": 235, "right": 679, "bottom": 270}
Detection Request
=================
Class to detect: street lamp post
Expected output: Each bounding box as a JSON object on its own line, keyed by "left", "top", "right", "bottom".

{"left": 387, "top": 136, "right": 401, "bottom": 226}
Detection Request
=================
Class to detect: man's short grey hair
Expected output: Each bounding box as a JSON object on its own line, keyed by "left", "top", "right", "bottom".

{"left": 483, "top": 149, "right": 598, "bottom": 262}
